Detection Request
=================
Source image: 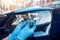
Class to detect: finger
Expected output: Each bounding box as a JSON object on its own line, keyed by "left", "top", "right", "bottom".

{"left": 25, "top": 20, "right": 35, "bottom": 28}
{"left": 24, "top": 20, "right": 31, "bottom": 28}
{"left": 30, "top": 20, "right": 36, "bottom": 31}
{"left": 10, "top": 21, "right": 27, "bottom": 37}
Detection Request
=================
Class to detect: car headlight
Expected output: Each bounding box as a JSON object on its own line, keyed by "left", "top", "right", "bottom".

{"left": 12, "top": 11, "right": 52, "bottom": 26}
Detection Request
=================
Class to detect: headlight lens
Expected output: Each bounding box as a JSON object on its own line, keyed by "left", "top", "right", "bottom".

{"left": 12, "top": 11, "right": 52, "bottom": 25}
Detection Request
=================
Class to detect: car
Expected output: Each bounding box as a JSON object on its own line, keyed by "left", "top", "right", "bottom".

{"left": 0, "top": 6, "right": 52, "bottom": 39}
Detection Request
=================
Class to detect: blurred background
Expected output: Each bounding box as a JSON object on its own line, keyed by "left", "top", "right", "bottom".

{"left": 0, "top": 0, "right": 59, "bottom": 14}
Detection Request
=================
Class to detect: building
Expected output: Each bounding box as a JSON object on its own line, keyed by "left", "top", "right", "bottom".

{"left": 0, "top": 0, "right": 57, "bottom": 13}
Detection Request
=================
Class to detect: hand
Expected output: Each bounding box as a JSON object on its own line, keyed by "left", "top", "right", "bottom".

{"left": 8, "top": 21, "right": 27, "bottom": 40}
{"left": 16, "top": 20, "right": 36, "bottom": 40}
